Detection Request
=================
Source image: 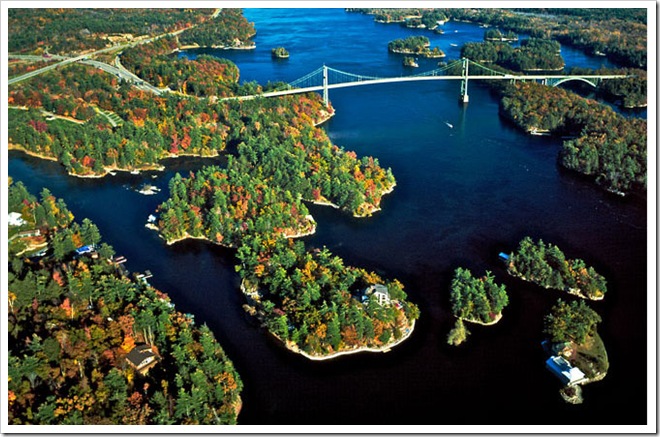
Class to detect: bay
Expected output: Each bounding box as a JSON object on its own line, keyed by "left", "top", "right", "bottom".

{"left": 8, "top": 9, "right": 648, "bottom": 425}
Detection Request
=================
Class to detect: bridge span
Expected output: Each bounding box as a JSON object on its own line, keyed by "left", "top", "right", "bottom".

{"left": 229, "top": 58, "right": 631, "bottom": 105}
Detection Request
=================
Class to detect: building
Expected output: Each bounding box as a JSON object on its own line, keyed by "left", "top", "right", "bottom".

{"left": 498, "top": 252, "right": 510, "bottom": 263}
{"left": 545, "top": 355, "right": 587, "bottom": 386}
{"left": 17, "top": 229, "right": 41, "bottom": 238}
{"left": 74, "top": 245, "right": 98, "bottom": 258}
{"left": 126, "top": 344, "right": 158, "bottom": 374}
{"left": 8, "top": 212, "right": 26, "bottom": 227}
{"left": 363, "top": 284, "right": 391, "bottom": 306}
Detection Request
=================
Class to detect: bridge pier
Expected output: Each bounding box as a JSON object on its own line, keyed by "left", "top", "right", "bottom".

{"left": 322, "top": 65, "right": 329, "bottom": 106}
{"left": 460, "top": 57, "right": 469, "bottom": 104}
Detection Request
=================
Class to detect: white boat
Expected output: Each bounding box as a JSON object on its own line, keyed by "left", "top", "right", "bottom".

{"left": 108, "top": 171, "right": 117, "bottom": 176}
{"left": 137, "top": 184, "right": 160, "bottom": 195}
{"left": 445, "top": 121, "right": 453, "bottom": 128}
{"left": 130, "top": 169, "right": 140, "bottom": 175}
{"left": 450, "top": 43, "right": 458, "bottom": 47}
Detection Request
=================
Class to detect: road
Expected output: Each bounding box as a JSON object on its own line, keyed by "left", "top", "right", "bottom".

{"left": 7, "top": 15, "right": 210, "bottom": 86}
{"left": 81, "top": 58, "right": 166, "bottom": 95}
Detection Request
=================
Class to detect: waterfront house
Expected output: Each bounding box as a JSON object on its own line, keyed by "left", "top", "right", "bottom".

{"left": 126, "top": 344, "right": 158, "bottom": 374}
{"left": 8, "top": 212, "right": 26, "bottom": 227}
{"left": 363, "top": 284, "right": 391, "bottom": 306}
{"left": 545, "top": 355, "right": 587, "bottom": 386}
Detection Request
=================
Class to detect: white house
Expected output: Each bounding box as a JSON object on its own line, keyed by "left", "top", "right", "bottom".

{"left": 545, "top": 355, "right": 587, "bottom": 386}
{"left": 364, "top": 284, "right": 391, "bottom": 306}
{"left": 8, "top": 212, "right": 26, "bottom": 227}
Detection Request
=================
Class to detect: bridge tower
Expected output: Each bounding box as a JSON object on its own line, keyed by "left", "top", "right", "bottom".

{"left": 322, "top": 65, "right": 329, "bottom": 106}
{"left": 460, "top": 58, "right": 469, "bottom": 104}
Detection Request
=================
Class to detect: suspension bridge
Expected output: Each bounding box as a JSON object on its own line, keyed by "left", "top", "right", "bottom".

{"left": 235, "top": 58, "right": 630, "bottom": 104}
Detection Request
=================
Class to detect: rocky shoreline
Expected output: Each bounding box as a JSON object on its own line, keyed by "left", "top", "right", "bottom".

{"left": 241, "top": 279, "right": 416, "bottom": 361}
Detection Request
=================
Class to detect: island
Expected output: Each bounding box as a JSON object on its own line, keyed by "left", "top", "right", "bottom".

{"left": 484, "top": 28, "right": 518, "bottom": 42}
{"left": 388, "top": 36, "right": 445, "bottom": 58}
{"left": 446, "top": 267, "right": 509, "bottom": 346}
{"left": 7, "top": 181, "right": 242, "bottom": 424}
{"left": 239, "top": 237, "right": 419, "bottom": 359}
{"left": 352, "top": 7, "right": 647, "bottom": 68}
{"left": 348, "top": 8, "right": 448, "bottom": 32}
{"left": 271, "top": 47, "right": 290, "bottom": 59}
{"left": 403, "top": 56, "right": 419, "bottom": 68}
{"left": 505, "top": 237, "right": 607, "bottom": 300}
{"left": 542, "top": 299, "right": 608, "bottom": 404}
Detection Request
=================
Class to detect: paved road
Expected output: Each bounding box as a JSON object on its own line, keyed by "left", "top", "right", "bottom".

{"left": 81, "top": 58, "right": 166, "bottom": 95}
{"left": 7, "top": 24, "right": 194, "bottom": 86}
{"left": 7, "top": 9, "right": 221, "bottom": 88}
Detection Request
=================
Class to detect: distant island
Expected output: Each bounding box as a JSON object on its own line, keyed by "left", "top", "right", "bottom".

{"left": 403, "top": 56, "right": 418, "bottom": 68}
{"left": 271, "top": 47, "right": 290, "bottom": 59}
{"left": 484, "top": 28, "right": 518, "bottom": 42}
{"left": 388, "top": 36, "right": 445, "bottom": 58}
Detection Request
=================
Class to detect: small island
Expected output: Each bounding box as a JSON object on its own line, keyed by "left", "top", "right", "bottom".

{"left": 239, "top": 237, "right": 419, "bottom": 359}
{"left": 388, "top": 36, "right": 445, "bottom": 58}
{"left": 542, "top": 299, "right": 608, "bottom": 404}
{"left": 484, "top": 28, "right": 518, "bottom": 42}
{"left": 271, "top": 47, "right": 290, "bottom": 59}
{"left": 446, "top": 267, "right": 509, "bottom": 346}
{"left": 505, "top": 237, "right": 607, "bottom": 300}
{"left": 403, "top": 56, "right": 419, "bottom": 68}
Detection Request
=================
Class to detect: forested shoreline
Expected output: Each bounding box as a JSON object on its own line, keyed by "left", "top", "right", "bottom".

{"left": 8, "top": 181, "right": 243, "bottom": 424}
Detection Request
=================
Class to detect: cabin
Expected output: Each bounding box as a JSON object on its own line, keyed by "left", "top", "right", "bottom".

{"left": 363, "top": 284, "right": 391, "bottom": 306}
{"left": 545, "top": 355, "right": 587, "bottom": 386}
{"left": 8, "top": 212, "right": 26, "bottom": 227}
{"left": 126, "top": 344, "right": 158, "bottom": 374}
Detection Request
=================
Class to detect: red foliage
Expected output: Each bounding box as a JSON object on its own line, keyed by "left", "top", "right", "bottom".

{"left": 28, "top": 119, "right": 48, "bottom": 133}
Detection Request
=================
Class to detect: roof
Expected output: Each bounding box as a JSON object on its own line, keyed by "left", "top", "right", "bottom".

{"left": 8, "top": 212, "right": 26, "bottom": 226}
{"left": 126, "top": 344, "right": 156, "bottom": 368}
{"left": 366, "top": 284, "right": 389, "bottom": 296}
{"left": 75, "top": 245, "right": 95, "bottom": 255}
{"left": 545, "top": 356, "right": 586, "bottom": 385}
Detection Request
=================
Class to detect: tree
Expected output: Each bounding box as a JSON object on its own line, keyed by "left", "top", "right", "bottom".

{"left": 544, "top": 299, "right": 602, "bottom": 344}
{"left": 447, "top": 319, "right": 470, "bottom": 346}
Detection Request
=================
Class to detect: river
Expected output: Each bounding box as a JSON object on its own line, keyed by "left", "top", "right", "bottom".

{"left": 8, "top": 9, "right": 648, "bottom": 426}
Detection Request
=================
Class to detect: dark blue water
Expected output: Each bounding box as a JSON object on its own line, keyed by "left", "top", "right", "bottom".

{"left": 9, "top": 9, "right": 648, "bottom": 425}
